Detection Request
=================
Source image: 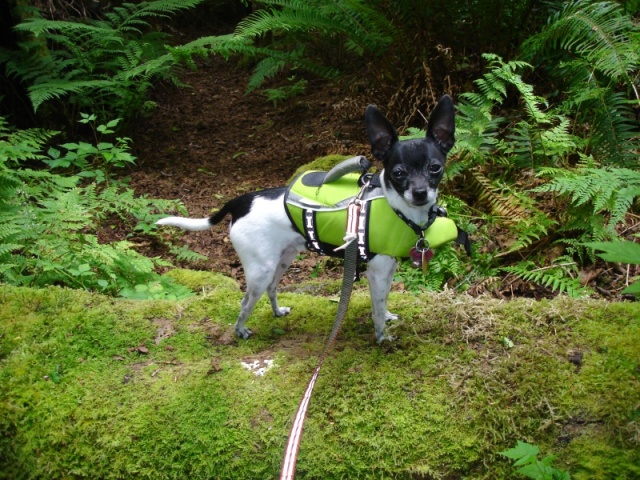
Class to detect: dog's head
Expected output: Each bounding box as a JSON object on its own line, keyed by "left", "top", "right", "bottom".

{"left": 365, "top": 95, "right": 455, "bottom": 210}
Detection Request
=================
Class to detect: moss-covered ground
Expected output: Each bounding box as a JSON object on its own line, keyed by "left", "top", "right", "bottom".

{"left": 1, "top": 270, "right": 638, "bottom": 479}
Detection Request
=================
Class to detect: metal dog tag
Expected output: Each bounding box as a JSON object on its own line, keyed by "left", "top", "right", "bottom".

{"left": 409, "top": 237, "right": 433, "bottom": 273}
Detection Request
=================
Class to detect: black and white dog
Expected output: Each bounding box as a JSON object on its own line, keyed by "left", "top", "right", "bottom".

{"left": 157, "top": 95, "right": 455, "bottom": 342}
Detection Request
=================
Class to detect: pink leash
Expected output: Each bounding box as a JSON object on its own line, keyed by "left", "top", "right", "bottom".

{"left": 280, "top": 198, "right": 363, "bottom": 480}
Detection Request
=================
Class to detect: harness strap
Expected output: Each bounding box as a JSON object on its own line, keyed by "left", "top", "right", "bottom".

{"left": 456, "top": 227, "right": 472, "bottom": 256}
{"left": 393, "top": 205, "right": 439, "bottom": 236}
{"left": 395, "top": 205, "right": 473, "bottom": 256}
{"left": 303, "top": 209, "right": 324, "bottom": 254}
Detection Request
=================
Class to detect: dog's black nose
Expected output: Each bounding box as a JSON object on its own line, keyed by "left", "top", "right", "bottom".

{"left": 413, "top": 188, "right": 428, "bottom": 202}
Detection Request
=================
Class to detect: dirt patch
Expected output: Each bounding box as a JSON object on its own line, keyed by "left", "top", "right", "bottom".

{"left": 153, "top": 318, "right": 176, "bottom": 345}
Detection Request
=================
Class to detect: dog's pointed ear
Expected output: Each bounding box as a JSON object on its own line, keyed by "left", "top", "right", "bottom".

{"left": 365, "top": 105, "right": 398, "bottom": 160}
{"left": 426, "top": 95, "right": 455, "bottom": 153}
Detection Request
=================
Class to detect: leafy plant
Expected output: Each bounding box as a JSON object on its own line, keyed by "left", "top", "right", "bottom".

{"left": 445, "top": 49, "right": 639, "bottom": 296}
{"left": 0, "top": 0, "right": 205, "bottom": 124}
{"left": 521, "top": 0, "right": 640, "bottom": 166}
{"left": 393, "top": 194, "right": 476, "bottom": 292}
{"left": 535, "top": 161, "right": 640, "bottom": 239}
{"left": 501, "top": 256, "right": 592, "bottom": 298}
{"left": 44, "top": 114, "right": 135, "bottom": 183}
{"left": 500, "top": 441, "right": 571, "bottom": 480}
{"left": 458, "top": 54, "right": 585, "bottom": 171}
{"left": 263, "top": 77, "right": 308, "bottom": 106}
{"left": 584, "top": 239, "right": 640, "bottom": 295}
{"left": 176, "top": 0, "right": 393, "bottom": 94}
{"left": 0, "top": 116, "right": 193, "bottom": 299}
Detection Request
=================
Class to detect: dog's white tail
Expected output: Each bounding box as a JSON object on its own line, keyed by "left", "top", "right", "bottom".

{"left": 156, "top": 216, "right": 211, "bottom": 231}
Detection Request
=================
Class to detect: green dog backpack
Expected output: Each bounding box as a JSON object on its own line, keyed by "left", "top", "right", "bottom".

{"left": 284, "top": 160, "right": 469, "bottom": 261}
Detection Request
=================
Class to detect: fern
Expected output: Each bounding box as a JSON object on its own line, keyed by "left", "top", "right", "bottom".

{"left": 468, "top": 169, "right": 529, "bottom": 221}
{"left": 521, "top": 1, "right": 640, "bottom": 166}
{"left": 0, "top": 117, "right": 193, "bottom": 299}
{"left": 234, "top": 0, "right": 394, "bottom": 54}
{"left": 171, "top": 0, "right": 395, "bottom": 94}
{"left": 502, "top": 256, "right": 592, "bottom": 298}
{"left": 463, "top": 54, "right": 547, "bottom": 121}
{"left": 459, "top": 54, "right": 584, "bottom": 171}
{"left": 395, "top": 244, "right": 466, "bottom": 293}
{"left": 535, "top": 162, "right": 640, "bottom": 233}
{"left": 0, "top": 0, "right": 206, "bottom": 122}
{"left": 170, "top": 244, "right": 208, "bottom": 264}
{"left": 450, "top": 99, "right": 503, "bottom": 171}
{"left": 521, "top": 1, "right": 639, "bottom": 87}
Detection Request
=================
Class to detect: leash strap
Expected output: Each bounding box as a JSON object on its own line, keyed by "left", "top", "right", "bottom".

{"left": 280, "top": 229, "right": 359, "bottom": 480}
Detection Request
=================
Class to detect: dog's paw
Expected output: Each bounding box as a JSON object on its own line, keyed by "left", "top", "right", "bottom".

{"left": 385, "top": 311, "right": 399, "bottom": 322}
{"left": 274, "top": 307, "right": 291, "bottom": 317}
{"left": 235, "top": 326, "right": 253, "bottom": 340}
{"left": 376, "top": 333, "right": 397, "bottom": 343}
{"left": 376, "top": 332, "right": 398, "bottom": 345}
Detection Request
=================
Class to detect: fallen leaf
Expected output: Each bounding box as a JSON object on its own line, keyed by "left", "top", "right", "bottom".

{"left": 207, "top": 357, "right": 223, "bottom": 374}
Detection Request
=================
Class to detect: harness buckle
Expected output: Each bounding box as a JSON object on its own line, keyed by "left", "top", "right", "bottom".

{"left": 334, "top": 179, "right": 371, "bottom": 252}
{"left": 358, "top": 172, "right": 375, "bottom": 188}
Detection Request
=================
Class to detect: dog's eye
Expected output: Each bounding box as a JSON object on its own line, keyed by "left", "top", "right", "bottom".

{"left": 429, "top": 164, "right": 443, "bottom": 175}
{"left": 392, "top": 169, "right": 408, "bottom": 181}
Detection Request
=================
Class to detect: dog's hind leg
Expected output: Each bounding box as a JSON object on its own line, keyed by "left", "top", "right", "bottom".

{"left": 234, "top": 263, "right": 278, "bottom": 339}
{"left": 266, "top": 244, "right": 302, "bottom": 317}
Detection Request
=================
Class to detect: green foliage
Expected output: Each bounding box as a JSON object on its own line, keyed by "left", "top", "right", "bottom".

{"left": 521, "top": 0, "right": 640, "bottom": 166}
{"left": 501, "top": 255, "right": 592, "bottom": 298}
{"left": 535, "top": 162, "right": 640, "bottom": 237}
{"left": 500, "top": 441, "right": 571, "bottom": 480}
{"left": 263, "top": 77, "right": 307, "bottom": 106}
{"left": 45, "top": 114, "right": 135, "bottom": 183}
{"left": 174, "top": 0, "right": 395, "bottom": 94}
{"left": 177, "top": 0, "right": 548, "bottom": 106}
{"left": 0, "top": 117, "right": 193, "bottom": 299}
{"left": 457, "top": 54, "right": 585, "bottom": 171}
{"left": 0, "top": 0, "right": 205, "bottom": 123}
{"left": 464, "top": 54, "right": 546, "bottom": 123}
{"left": 395, "top": 244, "right": 467, "bottom": 293}
{"left": 448, "top": 47, "right": 640, "bottom": 296}
{"left": 584, "top": 240, "right": 640, "bottom": 295}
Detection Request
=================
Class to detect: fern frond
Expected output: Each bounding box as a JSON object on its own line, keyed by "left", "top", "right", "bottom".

{"left": 522, "top": 1, "right": 639, "bottom": 85}
{"left": 235, "top": 3, "right": 338, "bottom": 37}
{"left": 468, "top": 169, "right": 529, "bottom": 221}
{"left": 28, "top": 79, "right": 114, "bottom": 112}
{"left": 14, "top": 18, "right": 115, "bottom": 37}
{"left": 502, "top": 257, "right": 592, "bottom": 298}
{"left": 109, "top": 0, "right": 204, "bottom": 34}
{"left": 535, "top": 164, "right": 640, "bottom": 231}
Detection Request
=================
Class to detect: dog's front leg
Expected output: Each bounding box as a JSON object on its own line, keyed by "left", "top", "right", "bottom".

{"left": 366, "top": 254, "right": 398, "bottom": 342}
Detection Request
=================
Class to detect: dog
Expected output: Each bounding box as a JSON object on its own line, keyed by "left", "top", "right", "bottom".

{"left": 157, "top": 95, "right": 455, "bottom": 342}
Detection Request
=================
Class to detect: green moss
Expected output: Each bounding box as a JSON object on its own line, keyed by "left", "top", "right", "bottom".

{"left": 288, "top": 154, "right": 352, "bottom": 182}
{"left": 1, "top": 284, "right": 639, "bottom": 479}
{"left": 164, "top": 268, "right": 239, "bottom": 293}
{"left": 565, "top": 425, "right": 640, "bottom": 479}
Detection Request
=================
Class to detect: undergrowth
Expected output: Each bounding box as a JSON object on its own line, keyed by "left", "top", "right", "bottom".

{"left": 0, "top": 115, "right": 202, "bottom": 299}
{"left": 440, "top": 50, "right": 639, "bottom": 297}
{"left": 0, "top": 0, "right": 206, "bottom": 125}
